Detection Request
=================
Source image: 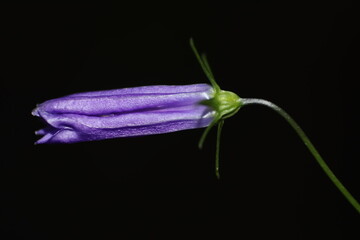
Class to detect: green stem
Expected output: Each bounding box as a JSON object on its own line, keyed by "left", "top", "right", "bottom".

{"left": 242, "top": 98, "right": 360, "bottom": 214}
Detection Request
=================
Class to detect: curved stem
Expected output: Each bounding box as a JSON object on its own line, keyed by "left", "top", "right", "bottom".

{"left": 242, "top": 98, "right": 360, "bottom": 214}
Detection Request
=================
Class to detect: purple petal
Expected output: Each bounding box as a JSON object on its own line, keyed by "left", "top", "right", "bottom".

{"left": 35, "top": 106, "right": 214, "bottom": 144}
{"left": 33, "top": 84, "right": 215, "bottom": 144}
{"left": 33, "top": 84, "right": 214, "bottom": 116}
{"left": 66, "top": 84, "right": 212, "bottom": 97}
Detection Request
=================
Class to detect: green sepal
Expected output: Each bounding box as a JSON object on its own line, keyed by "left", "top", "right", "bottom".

{"left": 215, "top": 120, "right": 224, "bottom": 179}
{"left": 190, "top": 38, "right": 243, "bottom": 178}
{"left": 198, "top": 90, "right": 242, "bottom": 148}
{"left": 190, "top": 38, "right": 220, "bottom": 92}
{"left": 198, "top": 115, "right": 221, "bottom": 149}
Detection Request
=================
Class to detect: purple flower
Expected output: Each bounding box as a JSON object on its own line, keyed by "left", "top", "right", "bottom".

{"left": 32, "top": 84, "right": 215, "bottom": 144}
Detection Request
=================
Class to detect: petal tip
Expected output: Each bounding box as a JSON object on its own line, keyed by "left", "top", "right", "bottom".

{"left": 31, "top": 106, "right": 40, "bottom": 117}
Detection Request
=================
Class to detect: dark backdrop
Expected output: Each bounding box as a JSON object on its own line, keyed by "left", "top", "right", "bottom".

{"left": 2, "top": 1, "right": 360, "bottom": 239}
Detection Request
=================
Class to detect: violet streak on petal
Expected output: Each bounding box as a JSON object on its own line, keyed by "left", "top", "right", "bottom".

{"left": 32, "top": 84, "right": 215, "bottom": 144}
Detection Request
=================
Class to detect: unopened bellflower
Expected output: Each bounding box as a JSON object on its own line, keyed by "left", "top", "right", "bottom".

{"left": 32, "top": 84, "right": 216, "bottom": 144}
{"left": 32, "top": 39, "right": 360, "bottom": 214}
{"left": 32, "top": 39, "right": 242, "bottom": 151}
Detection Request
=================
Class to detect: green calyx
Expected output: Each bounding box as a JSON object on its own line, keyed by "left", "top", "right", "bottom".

{"left": 202, "top": 90, "right": 242, "bottom": 120}
{"left": 190, "top": 38, "right": 242, "bottom": 178}
{"left": 189, "top": 38, "right": 243, "bottom": 122}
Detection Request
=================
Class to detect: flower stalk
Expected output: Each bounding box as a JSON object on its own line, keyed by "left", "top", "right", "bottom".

{"left": 241, "top": 98, "right": 360, "bottom": 214}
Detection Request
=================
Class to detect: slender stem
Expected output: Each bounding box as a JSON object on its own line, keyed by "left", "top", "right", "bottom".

{"left": 242, "top": 98, "right": 360, "bottom": 214}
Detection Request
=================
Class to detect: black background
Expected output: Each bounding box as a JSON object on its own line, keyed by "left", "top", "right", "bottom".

{"left": 2, "top": 1, "right": 360, "bottom": 239}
